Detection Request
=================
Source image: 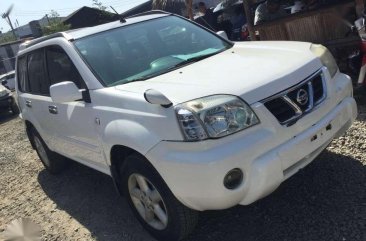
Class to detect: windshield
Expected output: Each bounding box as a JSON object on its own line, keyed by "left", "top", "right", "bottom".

{"left": 74, "top": 16, "right": 232, "bottom": 87}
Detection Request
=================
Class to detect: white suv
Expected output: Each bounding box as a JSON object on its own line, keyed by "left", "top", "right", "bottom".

{"left": 16, "top": 11, "right": 357, "bottom": 240}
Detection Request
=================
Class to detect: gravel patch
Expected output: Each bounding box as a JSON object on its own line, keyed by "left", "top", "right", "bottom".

{"left": 0, "top": 98, "right": 365, "bottom": 241}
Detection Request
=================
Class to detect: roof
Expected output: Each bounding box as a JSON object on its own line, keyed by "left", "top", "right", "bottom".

{"left": 71, "top": 13, "right": 169, "bottom": 39}
{"left": 20, "top": 11, "right": 171, "bottom": 51}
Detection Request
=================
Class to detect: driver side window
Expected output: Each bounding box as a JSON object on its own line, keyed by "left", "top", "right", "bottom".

{"left": 45, "top": 45, "right": 86, "bottom": 89}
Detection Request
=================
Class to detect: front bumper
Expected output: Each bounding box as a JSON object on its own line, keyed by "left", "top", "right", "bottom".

{"left": 146, "top": 73, "right": 357, "bottom": 211}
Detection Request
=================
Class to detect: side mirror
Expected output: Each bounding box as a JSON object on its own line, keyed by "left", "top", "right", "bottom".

{"left": 216, "top": 31, "right": 229, "bottom": 40}
{"left": 144, "top": 89, "right": 172, "bottom": 108}
{"left": 50, "top": 81, "right": 83, "bottom": 103}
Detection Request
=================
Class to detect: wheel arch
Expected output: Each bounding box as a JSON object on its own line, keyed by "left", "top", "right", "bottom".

{"left": 109, "top": 144, "right": 145, "bottom": 195}
{"left": 102, "top": 119, "right": 163, "bottom": 194}
{"left": 24, "top": 120, "right": 36, "bottom": 149}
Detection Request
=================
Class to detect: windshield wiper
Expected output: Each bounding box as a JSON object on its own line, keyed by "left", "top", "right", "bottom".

{"left": 126, "top": 77, "right": 150, "bottom": 83}
{"left": 173, "top": 53, "right": 218, "bottom": 68}
{"left": 118, "top": 53, "right": 220, "bottom": 85}
{"left": 125, "top": 73, "right": 162, "bottom": 84}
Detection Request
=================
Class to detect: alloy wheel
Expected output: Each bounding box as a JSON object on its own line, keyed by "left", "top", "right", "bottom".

{"left": 128, "top": 173, "right": 168, "bottom": 230}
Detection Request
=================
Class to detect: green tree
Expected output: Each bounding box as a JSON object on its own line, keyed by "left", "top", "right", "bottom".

{"left": 92, "top": 0, "right": 108, "bottom": 11}
{"left": 42, "top": 10, "right": 71, "bottom": 36}
{"left": 0, "top": 32, "right": 16, "bottom": 45}
{"left": 47, "top": 10, "right": 61, "bottom": 23}
{"left": 91, "top": 0, "right": 116, "bottom": 25}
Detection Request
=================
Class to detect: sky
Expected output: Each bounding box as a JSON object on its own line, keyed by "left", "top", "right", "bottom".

{"left": 0, "top": 0, "right": 149, "bottom": 32}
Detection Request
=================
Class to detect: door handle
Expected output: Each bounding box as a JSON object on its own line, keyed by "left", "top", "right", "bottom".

{"left": 25, "top": 100, "right": 32, "bottom": 108}
{"left": 48, "top": 105, "right": 58, "bottom": 114}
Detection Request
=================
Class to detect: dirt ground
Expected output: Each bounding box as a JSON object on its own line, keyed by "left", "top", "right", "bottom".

{"left": 0, "top": 98, "right": 365, "bottom": 241}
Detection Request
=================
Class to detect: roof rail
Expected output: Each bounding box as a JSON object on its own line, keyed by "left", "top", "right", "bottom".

{"left": 125, "top": 10, "right": 172, "bottom": 19}
{"left": 22, "top": 32, "right": 74, "bottom": 49}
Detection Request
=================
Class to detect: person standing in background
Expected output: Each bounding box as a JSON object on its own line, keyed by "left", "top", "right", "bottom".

{"left": 195, "top": 2, "right": 216, "bottom": 30}
{"left": 193, "top": 0, "right": 221, "bottom": 9}
{"left": 254, "top": 0, "right": 287, "bottom": 25}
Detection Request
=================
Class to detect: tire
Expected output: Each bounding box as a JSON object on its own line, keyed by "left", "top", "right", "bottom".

{"left": 10, "top": 100, "right": 19, "bottom": 115}
{"left": 120, "top": 154, "right": 198, "bottom": 241}
{"left": 30, "top": 129, "right": 68, "bottom": 174}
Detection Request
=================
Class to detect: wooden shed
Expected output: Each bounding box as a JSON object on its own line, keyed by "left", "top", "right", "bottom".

{"left": 242, "top": 0, "right": 364, "bottom": 43}
{"left": 242, "top": 0, "right": 364, "bottom": 71}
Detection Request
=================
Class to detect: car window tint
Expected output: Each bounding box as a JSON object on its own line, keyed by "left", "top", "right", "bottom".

{"left": 46, "top": 46, "right": 85, "bottom": 89}
{"left": 27, "top": 50, "right": 50, "bottom": 95}
{"left": 17, "top": 56, "right": 30, "bottom": 93}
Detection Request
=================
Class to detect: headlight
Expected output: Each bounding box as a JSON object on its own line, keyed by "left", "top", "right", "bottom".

{"left": 310, "top": 44, "right": 338, "bottom": 78}
{"left": 175, "top": 95, "right": 259, "bottom": 141}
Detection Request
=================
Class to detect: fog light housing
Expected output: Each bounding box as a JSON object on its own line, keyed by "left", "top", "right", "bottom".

{"left": 223, "top": 168, "right": 243, "bottom": 190}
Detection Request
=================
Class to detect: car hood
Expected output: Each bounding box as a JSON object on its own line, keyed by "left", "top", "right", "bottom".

{"left": 115, "top": 41, "right": 322, "bottom": 105}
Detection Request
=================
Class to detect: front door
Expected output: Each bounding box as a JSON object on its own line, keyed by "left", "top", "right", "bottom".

{"left": 43, "top": 45, "right": 105, "bottom": 169}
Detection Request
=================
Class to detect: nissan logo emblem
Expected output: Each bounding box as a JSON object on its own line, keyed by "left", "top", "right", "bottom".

{"left": 296, "top": 89, "right": 309, "bottom": 106}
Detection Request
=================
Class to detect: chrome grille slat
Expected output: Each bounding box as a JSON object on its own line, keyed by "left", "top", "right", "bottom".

{"left": 282, "top": 95, "right": 302, "bottom": 116}
{"left": 307, "top": 81, "right": 314, "bottom": 110}
{"left": 263, "top": 69, "right": 326, "bottom": 126}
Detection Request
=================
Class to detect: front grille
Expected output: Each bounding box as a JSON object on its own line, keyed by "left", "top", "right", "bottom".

{"left": 312, "top": 75, "right": 324, "bottom": 103}
{"left": 263, "top": 70, "right": 326, "bottom": 126}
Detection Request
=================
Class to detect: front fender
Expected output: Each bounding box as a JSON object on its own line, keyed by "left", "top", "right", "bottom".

{"left": 101, "top": 119, "right": 162, "bottom": 165}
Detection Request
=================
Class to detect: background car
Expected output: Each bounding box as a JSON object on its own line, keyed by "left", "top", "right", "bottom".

{"left": 0, "top": 70, "right": 16, "bottom": 91}
{"left": 195, "top": 0, "right": 250, "bottom": 41}
{"left": 0, "top": 84, "right": 19, "bottom": 115}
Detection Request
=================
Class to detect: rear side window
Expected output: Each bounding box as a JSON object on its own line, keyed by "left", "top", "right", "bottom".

{"left": 46, "top": 46, "right": 85, "bottom": 89}
{"left": 27, "top": 50, "right": 50, "bottom": 95}
{"left": 17, "top": 56, "right": 29, "bottom": 92}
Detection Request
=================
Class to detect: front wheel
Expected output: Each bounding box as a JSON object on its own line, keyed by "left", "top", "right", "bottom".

{"left": 120, "top": 154, "right": 198, "bottom": 241}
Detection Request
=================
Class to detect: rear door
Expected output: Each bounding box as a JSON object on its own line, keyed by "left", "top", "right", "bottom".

{"left": 18, "top": 46, "right": 105, "bottom": 170}
{"left": 17, "top": 49, "right": 57, "bottom": 147}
